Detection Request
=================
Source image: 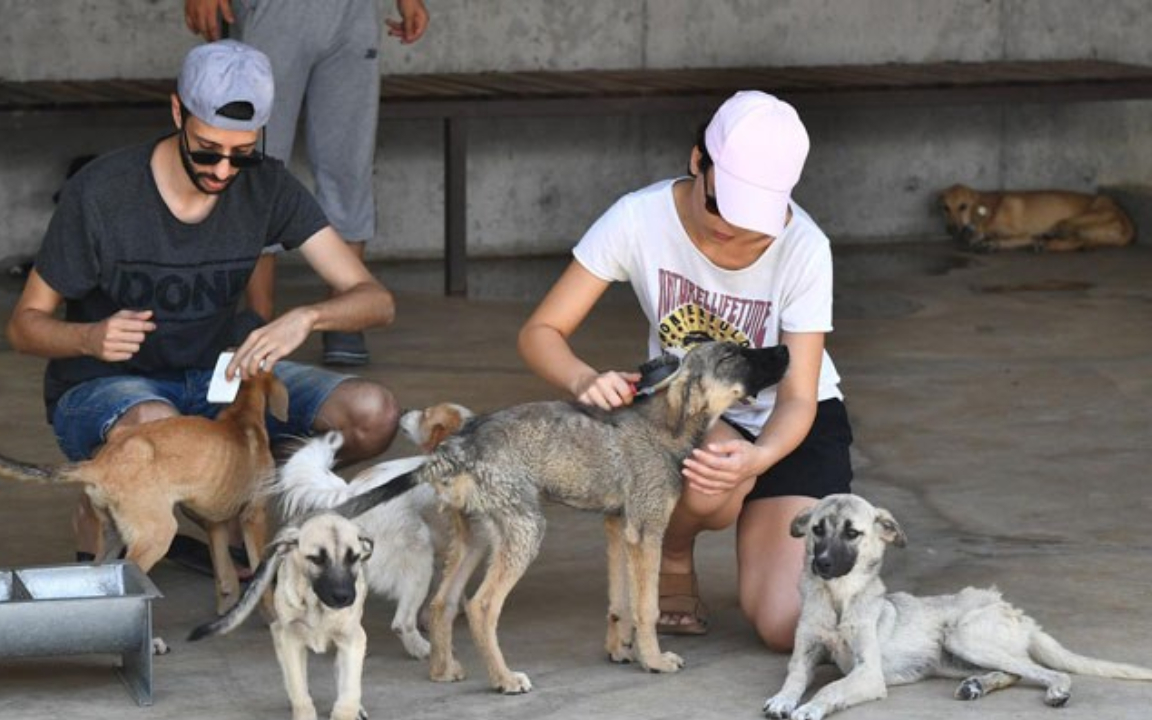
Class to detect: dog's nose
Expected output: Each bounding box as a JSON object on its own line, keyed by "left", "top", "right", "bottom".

{"left": 326, "top": 587, "right": 356, "bottom": 608}
{"left": 812, "top": 554, "right": 833, "bottom": 577}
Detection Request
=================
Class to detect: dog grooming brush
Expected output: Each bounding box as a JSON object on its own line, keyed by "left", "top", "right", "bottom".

{"left": 631, "top": 353, "right": 682, "bottom": 396}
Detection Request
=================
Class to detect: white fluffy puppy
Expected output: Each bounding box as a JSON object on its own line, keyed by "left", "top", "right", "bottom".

{"left": 274, "top": 403, "right": 473, "bottom": 659}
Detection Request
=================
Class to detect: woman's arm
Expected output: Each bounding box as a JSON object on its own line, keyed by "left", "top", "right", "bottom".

{"left": 681, "top": 330, "right": 823, "bottom": 494}
{"left": 518, "top": 260, "right": 638, "bottom": 409}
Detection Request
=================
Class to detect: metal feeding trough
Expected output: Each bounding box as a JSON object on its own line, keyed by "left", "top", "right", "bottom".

{"left": 0, "top": 561, "right": 162, "bottom": 705}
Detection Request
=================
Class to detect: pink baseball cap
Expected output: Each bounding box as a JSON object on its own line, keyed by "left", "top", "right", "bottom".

{"left": 705, "top": 91, "right": 809, "bottom": 237}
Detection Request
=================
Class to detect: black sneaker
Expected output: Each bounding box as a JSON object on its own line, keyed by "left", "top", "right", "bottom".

{"left": 323, "top": 331, "right": 370, "bottom": 366}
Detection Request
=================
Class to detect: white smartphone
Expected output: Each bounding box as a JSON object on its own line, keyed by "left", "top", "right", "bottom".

{"left": 206, "top": 351, "right": 241, "bottom": 404}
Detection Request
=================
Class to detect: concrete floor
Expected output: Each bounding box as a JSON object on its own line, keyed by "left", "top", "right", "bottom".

{"left": 1, "top": 243, "right": 1150, "bottom": 719}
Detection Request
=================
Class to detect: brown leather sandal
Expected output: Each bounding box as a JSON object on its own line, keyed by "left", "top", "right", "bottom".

{"left": 657, "top": 571, "right": 710, "bottom": 635}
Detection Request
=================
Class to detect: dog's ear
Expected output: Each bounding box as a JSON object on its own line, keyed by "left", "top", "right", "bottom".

{"left": 359, "top": 534, "right": 374, "bottom": 561}
{"left": 265, "top": 525, "right": 301, "bottom": 561}
{"left": 663, "top": 373, "right": 690, "bottom": 435}
{"left": 874, "top": 508, "right": 906, "bottom": 548}
{"left": 267, "top": 375, "right": 290, "bottom": 422}
{"left": 790, "top": 507, "right": 814, "bottom": 538}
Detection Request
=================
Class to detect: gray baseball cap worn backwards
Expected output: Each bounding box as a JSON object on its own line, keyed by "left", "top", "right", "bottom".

{"left": 177, "top": 40, "right": 274, "bottom": 132}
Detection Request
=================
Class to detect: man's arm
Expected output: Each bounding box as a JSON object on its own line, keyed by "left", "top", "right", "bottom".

{"left": 226, "top": 227, "right": 395, "bottom": 378}
{"left": 6, "top": 269, "right": 155, "bottom": 361}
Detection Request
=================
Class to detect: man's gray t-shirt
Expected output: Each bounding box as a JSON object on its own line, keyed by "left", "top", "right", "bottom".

{"left": 35, "top": 137, "right": 329, "bottom": 419}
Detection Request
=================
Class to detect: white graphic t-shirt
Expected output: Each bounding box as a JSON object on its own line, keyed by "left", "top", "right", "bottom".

{"left": 573, "top": 178, "right": 843, "bottom": 435}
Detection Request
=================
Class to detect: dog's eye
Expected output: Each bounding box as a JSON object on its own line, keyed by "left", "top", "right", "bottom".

{"left": 958, "top": 203, "right": 968, "bottom": 211}
{"left": 812, "top": 522, "right": 826, "bottom": 537}
{"left": 844, "top": 528, "right": 862, "bottom": 540}
{"left": 306, "top": 554, "right": 326, "bottom": 567}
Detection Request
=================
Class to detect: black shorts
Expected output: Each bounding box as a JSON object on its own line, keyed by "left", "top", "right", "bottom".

{"left": 726, "top": 398, "right": 854, "bottom": 503}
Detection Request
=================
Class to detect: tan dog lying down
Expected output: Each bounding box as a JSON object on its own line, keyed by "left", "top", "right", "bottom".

{"left": 939, "top": 183, "right": 1134, "bottom": 252}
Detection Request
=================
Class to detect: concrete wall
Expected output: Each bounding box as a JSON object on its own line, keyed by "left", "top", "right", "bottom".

{"left": 2, "top": 0, "right": 1151, "bottom": 262}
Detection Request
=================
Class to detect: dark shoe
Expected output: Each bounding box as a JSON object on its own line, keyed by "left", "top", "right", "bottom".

{"left": 323, "top": 331, "right": 370, "bottom": 366}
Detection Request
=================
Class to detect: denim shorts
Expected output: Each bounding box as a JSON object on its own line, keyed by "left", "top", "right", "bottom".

{"left": 51, "top": 361, "right": 351, "bottom": 461}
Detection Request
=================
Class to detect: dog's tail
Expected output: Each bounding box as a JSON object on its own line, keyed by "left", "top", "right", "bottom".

{"left": 188, "top": 546, "right": 284, "bottom": 642}
{"left": 0, "top": 453, "right": 74, "bottom": 485}
{"left": 1030, "top": 628, "right": 1152, "bottom": 680}
{"left": 272, "top": 431, "right": 428, "bottom": 520}
{"left": 329, "top": 469, "right": 421, "bottom": 520}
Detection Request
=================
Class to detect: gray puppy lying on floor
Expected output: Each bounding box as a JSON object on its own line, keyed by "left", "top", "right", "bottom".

{"left": 763, "top": 493, "right": 1152, "bottom": 720}
{"left": 190, "top": 513, "right": 374, "bottom": 720}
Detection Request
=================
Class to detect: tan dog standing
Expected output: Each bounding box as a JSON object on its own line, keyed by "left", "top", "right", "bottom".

{"left": 939, "top": 183, "right": 1134, "bottom": 252}
{"left": 0, "top": 371, "right": 287, "bottom": 615}
{"left": 190, "top": 513, "right": 375, "bottom": 720}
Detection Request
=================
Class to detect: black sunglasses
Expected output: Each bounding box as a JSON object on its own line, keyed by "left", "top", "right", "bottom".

{"left": 180, "top": 126, "right": 265, "bottom": 169}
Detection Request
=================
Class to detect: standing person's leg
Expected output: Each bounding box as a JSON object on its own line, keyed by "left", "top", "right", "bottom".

{"left": 232, "top": 0, "right": 319, "bottom": 321}
{"left": 306, "top": 0, "right": 382, "bottom": 366}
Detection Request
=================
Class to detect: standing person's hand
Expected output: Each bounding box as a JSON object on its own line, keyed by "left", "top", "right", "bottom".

{"left": 387, "top": 0, "right": 430, "bottom": 44}
{"left": 184, "top": 0, "right": 234, "bottom": 41}
{"left": 84, "top": 309, "right": 157, "bottom": 362}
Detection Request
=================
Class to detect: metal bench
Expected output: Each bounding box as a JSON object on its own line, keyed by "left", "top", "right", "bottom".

{"left": 5, "top": 59, "right": 1152, "bottom": 295}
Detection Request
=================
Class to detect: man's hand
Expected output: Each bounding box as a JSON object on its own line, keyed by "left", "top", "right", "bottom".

{"left": 682, "top": 439, "right": 768, "bottom": 496}
{"left": 226, "top": 307, "right": 317, "bottom": 380}
{"left": 386, "top": 0, "right": 429, "bottom": 44}
{"left": 84, "top": 310, "right": 156, "bottom": 362}
{"left": 574, "top": 370, "right": 641, "bottom": 411}
{"left": 184, "top": 0, "right": 234, "bottom": 41}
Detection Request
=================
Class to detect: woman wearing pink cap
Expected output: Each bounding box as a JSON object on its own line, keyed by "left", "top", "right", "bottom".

{"left": 519, "top": 91, "right": 852, "bottom": 651}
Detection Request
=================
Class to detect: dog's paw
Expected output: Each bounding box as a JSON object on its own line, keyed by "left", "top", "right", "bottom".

{"left": 496, "top": 671, "right": 533, "bottom": 695}
{"left": 1044, "top": 687, "right": 1071, "bottom": 707}
{"left": 605, "top": 632, "right": 635, "bottom": 664}
{"left": 290, "top": 703, "right": 318, "bottom": 720}
{"left": 152, "top": 637, "right": 171, "bottom": 656}
{"left": 398, "top": 630, "right": 430, "bottom": 660}
{"left": 763, "top": 694, "right": 796, "bottom": 719}
{"left": 330, "top": 701, "right": 362, "bottom": 720}
{"left": 791, "top": 703, "right": 827, "bottom": 720}
{"left": 642, "top": 650, "right": 684, "bottom": 673}
{"left": 954, "top": 677, "right": 985, "bottom": 701}
{"left": 606, "top": 642, "right": 635, "bottom": 664}
{"left": 429, "top": 657, "right": 466, "bottom": 683}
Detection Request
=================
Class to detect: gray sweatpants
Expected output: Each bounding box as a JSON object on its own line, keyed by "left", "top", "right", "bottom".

{"left": 233, "top": 0, "right": 380, "bottom": 243}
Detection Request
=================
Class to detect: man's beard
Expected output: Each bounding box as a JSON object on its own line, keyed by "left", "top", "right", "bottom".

{"left": 178, "top": 143, "right": 237, "bottom": 195}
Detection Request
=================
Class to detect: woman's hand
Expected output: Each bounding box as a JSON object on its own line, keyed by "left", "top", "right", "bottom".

{"left": 574, "top": 370, "right": 641, "bottom": 411}
{"left": 682, "top": 438, "right": 769, "bottom": 496}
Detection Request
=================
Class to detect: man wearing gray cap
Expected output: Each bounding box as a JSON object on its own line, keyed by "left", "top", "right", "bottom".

{"left": 6, "top": 40, "right": 401, "bottom": 562}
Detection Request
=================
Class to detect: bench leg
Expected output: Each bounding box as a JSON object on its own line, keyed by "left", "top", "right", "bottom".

{"left": 445, "top": 116, "right": 468, "bottom": 297}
